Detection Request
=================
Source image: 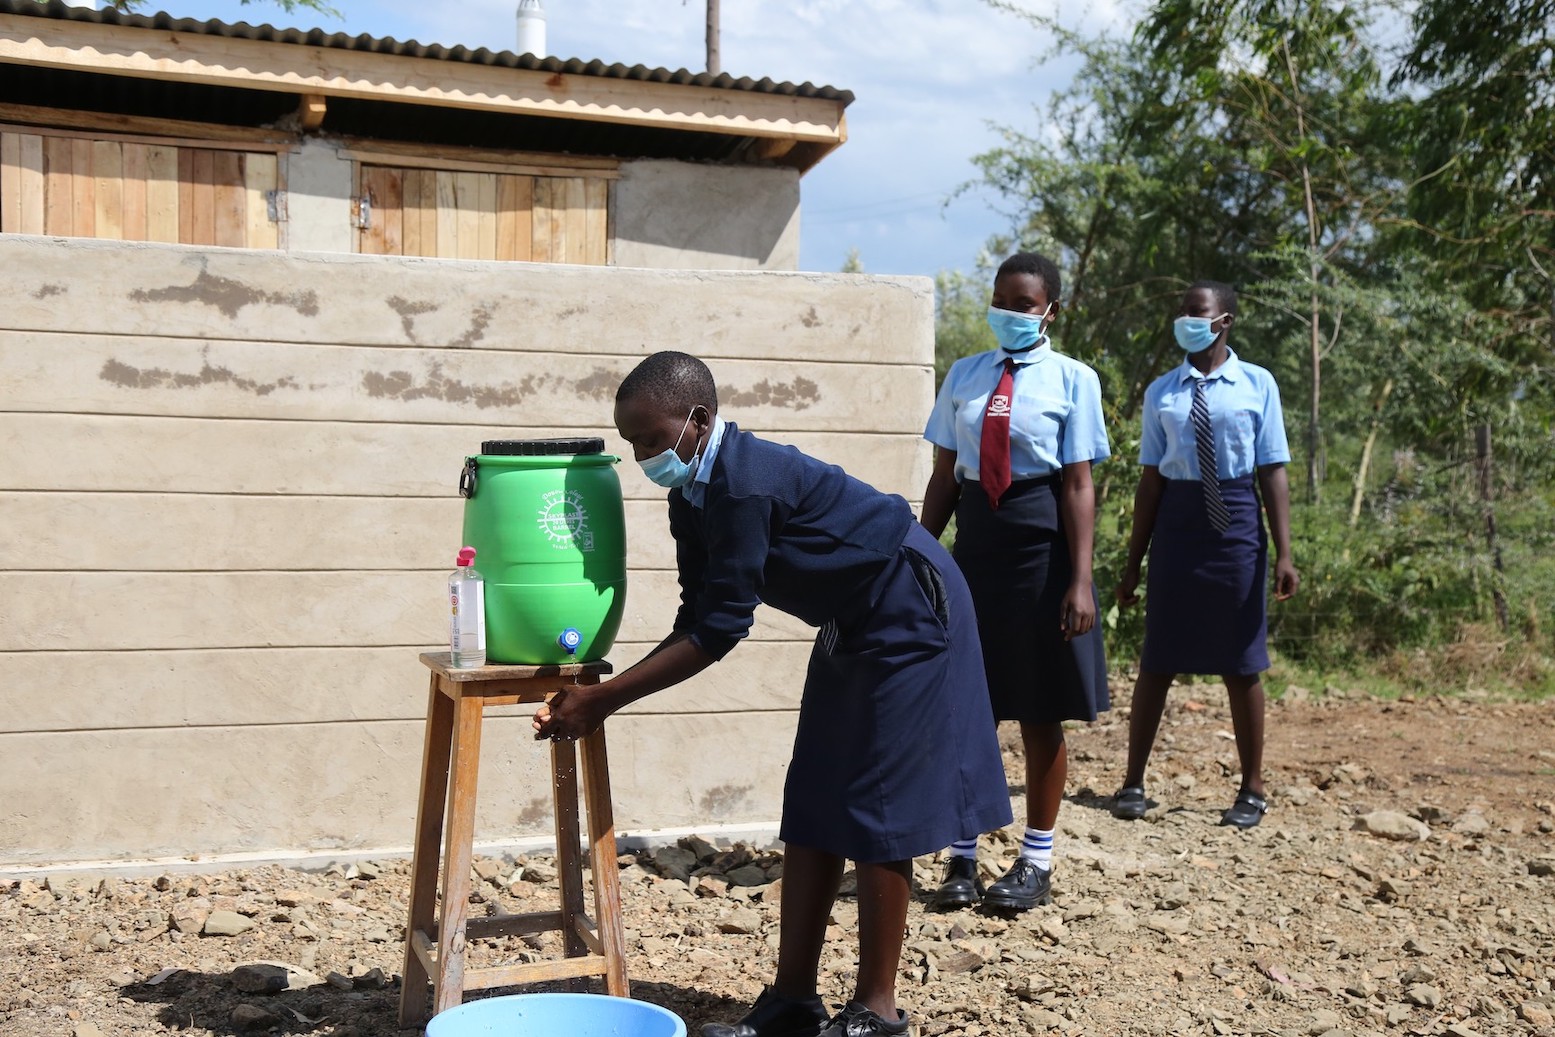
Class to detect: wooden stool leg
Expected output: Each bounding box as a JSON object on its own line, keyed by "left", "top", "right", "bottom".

{"left": 581, "top": 726, "right": 630, "bottom": 997}
{"left": 399, "top": 674, "right": 454, "bottom": 1029}
{"left": 433, "top": 692, "right": 485, "bottom": 1018}
{"left": 550, "top": 737, "right": 589, "bottom": 973}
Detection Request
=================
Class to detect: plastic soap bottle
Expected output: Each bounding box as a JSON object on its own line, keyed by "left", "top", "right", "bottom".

{"left": 449, "top": 546, "right": 486, "bottom": 668}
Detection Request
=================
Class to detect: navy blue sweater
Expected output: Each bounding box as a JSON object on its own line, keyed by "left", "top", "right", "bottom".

{"left": 667, "top": 424, "right": 915, "bottom": 660}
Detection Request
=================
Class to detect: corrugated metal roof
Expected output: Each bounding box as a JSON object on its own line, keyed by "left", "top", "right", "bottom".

{"left": 0, "top": 62, "right": 785, "bottom": 166}
{"left": 2, "top": 0, "right": 854, "bottom": 107}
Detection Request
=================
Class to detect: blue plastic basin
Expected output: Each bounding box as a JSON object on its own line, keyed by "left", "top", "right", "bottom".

{"left": 426, "top": 993, "right": 687, "bottom": 1037}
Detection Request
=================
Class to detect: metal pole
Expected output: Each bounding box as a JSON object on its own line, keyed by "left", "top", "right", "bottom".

{"left": 706, "top": 0, "right": 720, "bottom": 75}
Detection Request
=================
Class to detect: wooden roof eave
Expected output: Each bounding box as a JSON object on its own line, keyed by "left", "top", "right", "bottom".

{"left": 0, "top": 12, "right": 847, "bottom": 170}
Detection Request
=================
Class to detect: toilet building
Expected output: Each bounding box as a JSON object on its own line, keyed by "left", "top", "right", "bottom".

{"left": 0, "top": 0, "right": 936, "bottom": 870}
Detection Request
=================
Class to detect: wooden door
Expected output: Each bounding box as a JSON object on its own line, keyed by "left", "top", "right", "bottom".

{"left": 356, "top": 164, "right": 608, "bottom": 265}
{"left": 0, "top": 130, "right": 281, "bottom": 248}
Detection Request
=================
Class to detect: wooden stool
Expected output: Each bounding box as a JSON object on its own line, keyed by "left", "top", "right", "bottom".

{"left": 399, "top": 652, "right": 629, "bottom": 1028}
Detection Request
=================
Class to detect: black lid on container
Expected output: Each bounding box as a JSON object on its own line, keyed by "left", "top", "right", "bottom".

{"left": 481, "top": 438, "right": 606, "bottom": 456}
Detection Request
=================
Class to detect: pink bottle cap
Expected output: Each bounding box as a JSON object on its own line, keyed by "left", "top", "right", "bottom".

{"left": 456, "top": 546, "right": 477, "bottom": 566}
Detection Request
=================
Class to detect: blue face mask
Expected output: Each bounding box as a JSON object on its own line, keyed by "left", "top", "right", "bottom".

{"left": 1173, "top": 313, "right": 1228, "bottom": 353}
{"left": 639, "top": 409, "right": 701, "bottom": 488}
{"left": 986, "top": 305, "right": 1051, "bottom": 353}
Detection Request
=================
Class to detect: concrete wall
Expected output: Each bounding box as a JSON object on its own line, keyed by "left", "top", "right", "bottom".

{"left": 0, "top": 235, "right": 933, "bottom": 867}
{"left": 284, "top": 138, "right": 355, "bottom": 255}
{"left": 612, "top": 159, "right": 800, "bottom": 271}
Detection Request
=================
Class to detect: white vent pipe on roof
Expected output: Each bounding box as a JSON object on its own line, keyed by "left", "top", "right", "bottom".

{"left": 516, "top": 0, "right": 546, "bottom": 57}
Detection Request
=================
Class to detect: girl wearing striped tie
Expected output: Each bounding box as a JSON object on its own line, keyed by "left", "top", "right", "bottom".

{"left": 920, "top": 252, "right": 1112, "bottom": 911}
{"left": 1111, "top": 280, "right": 1299, "bottom": 829}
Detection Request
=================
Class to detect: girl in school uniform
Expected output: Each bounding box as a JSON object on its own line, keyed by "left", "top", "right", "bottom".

{"left": 1111, "top": 280, "right": 1299, "bottom": 829}
{"left": 534, "top": 351, "right": 1011, "bottom": 1037}
{"left": 920, "top": 252, "right": 1111, "bottom": 911}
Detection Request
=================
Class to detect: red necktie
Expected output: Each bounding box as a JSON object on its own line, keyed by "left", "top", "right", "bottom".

{"left": 978, "top": 358, "right": 1016, "bottom": 508}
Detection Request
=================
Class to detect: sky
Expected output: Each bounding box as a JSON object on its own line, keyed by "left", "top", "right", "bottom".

{"left": 113, "top": 0, "right": 1132, "bottom": 278}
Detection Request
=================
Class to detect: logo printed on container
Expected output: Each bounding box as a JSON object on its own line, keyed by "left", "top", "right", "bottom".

{"left": 537, "top": 489, "right": 594, "bottom": 551}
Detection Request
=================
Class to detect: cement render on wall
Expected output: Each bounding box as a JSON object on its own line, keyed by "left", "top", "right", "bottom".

{"left": 0, "top": 236, "right": 933, "bottom": 867}
{"left": 285, "top": 139, "right": 355, "bottom": 255}
{"left": 611, "top": 159, "right": 800, "bottom": 270}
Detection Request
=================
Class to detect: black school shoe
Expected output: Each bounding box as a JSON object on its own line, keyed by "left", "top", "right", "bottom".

{"left": 816, "top": 1001, "right": 911, "bottom": 1037}
{"left": 982, "top": 857, "right": 1052, "bottom": 911}
{"left": 1111, "top": 785, "right": 1149, "bottom": 820}
{"left": 700, "top": 986, "right": 829, "bottom": 1037}
{"left": 1220, "top": 789, "right": 1269, "bottom": 829}
{"left": 932, "top": 855, "right": 982, "bottom": 910}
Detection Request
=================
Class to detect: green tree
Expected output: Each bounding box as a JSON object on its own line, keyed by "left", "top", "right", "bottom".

{"left": 1389, "top": 0, "right": 1555, "bottom": 630}
{"left": 976, "top": 0, "right": 1482, "bottom": 498}
{"left": 1397, "top": 0, "right": 1555, "bottom": 355}
{"left": 933, "top": 267, "right": 994, "bottom": 387}
{"left": 1138, "top": 0, "right": 1425, "bottom": 503}
{"left": 967, "top": 0, "right": 1555, "bottom": 669}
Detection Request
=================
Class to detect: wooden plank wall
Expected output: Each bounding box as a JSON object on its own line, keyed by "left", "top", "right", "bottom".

{"left": 0, "top": 130, "right": 279, "bottom": 248}
{"left": 0, "top": 237, "right": 935, "bottom": 867}
{"left": 357, "top": 164, "right": 608, "bottom": 264}
{"left": 0, "top": 134, "right": 615, "bottom": 266}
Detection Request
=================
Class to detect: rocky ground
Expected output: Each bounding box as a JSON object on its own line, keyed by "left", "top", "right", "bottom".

{"left": 3, "top": 687, "right": 1554, "bottom": 1037}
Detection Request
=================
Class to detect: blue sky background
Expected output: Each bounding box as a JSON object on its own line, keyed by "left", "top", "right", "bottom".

{"left": 116, "top": 0, "right": 1130, "bottom": 278}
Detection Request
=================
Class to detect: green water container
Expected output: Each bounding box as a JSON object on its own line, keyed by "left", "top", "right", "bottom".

{"left": 458, "top": 438, "right": 626, "bottom": 664}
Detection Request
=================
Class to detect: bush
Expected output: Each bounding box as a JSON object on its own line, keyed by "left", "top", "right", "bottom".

{"left": 1093, "top": 479, "right": 1554, "bottom": 685}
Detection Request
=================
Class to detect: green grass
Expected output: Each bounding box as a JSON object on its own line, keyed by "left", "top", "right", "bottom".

{"left": 1259, "top": 645, "right": 1555, "bottom": 704}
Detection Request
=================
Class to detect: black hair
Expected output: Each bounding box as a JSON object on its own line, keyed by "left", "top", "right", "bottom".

{"left": 1186, "top": 279, "right": 1239, "bottom": 318}
{"left": 996, "top": 252, "right": 1063, "bottom": 308}
{"left": 616, "top": 350, "right": 719, "bottom": 415}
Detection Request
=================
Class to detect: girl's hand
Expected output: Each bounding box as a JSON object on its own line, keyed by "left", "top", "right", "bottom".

{"left": 1060, "top": 581, "right": 1097, "bottom": 641}
{"left": 1273, "top": 559, "right": 1300, "bottom": 601}
{"left": 532, "top": 685, "right": 611, "bottom": 742}
{"left": 1115, "top": 567, "right": 1141, "bottom": 608}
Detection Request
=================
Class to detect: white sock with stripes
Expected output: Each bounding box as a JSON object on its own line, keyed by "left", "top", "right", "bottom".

{"left": 949, "top": 838, "right": 978, "bottom": 860}
{"left": 1019, "top": 827, "right": 1053, "bottom": 871}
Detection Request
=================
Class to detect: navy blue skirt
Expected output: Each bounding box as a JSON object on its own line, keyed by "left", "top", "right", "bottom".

{"left": 781, "top": 523, "right": 1013, "bottom": 862}
{"left": 952, "top": 476, "right": 1110, "bottom": 724}
{"left": 1141, "top": 477, "right": 1269, "bottom": 676}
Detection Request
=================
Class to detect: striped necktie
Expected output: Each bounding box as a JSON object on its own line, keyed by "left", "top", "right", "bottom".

{"left": 1191, "top": 378, "right": 1231, "bottom": 533}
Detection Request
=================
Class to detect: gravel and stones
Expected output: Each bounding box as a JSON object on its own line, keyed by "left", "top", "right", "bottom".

{"left": 2, "top": 691, "right": 1552, "bottom": 1036}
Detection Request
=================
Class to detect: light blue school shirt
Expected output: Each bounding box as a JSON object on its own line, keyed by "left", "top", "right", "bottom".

{"left": 681, "top": 415, "right": 728, "bottom": 509}
{"left": 924, "top": 343, "right": 1111, "bottom": 482}
{"left": 1139, "top": 350, "right": 1291, "bottom": 480}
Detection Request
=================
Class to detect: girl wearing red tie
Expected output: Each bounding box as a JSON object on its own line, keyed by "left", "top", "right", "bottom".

{"left": 920, "top": 253, "right": 1111, "bottom": 911}
{"left": 1111, "top": 280, "right": 1299, "bottom": 829}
